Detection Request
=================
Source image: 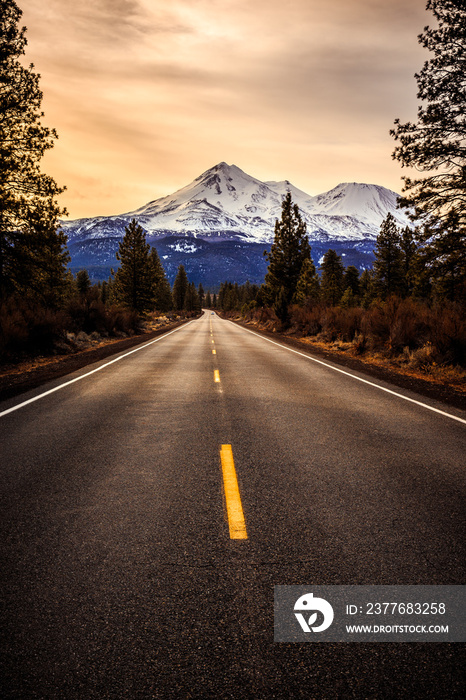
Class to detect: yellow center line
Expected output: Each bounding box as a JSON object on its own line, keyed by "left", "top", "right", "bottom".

{"left": 214, "top": 369, "right": 220, "bottom": 382}
{"left": 220, "top": 445, "right": 248, "bottom": 539}
{"left": 212, "top": 349, "right": 216, "bottom": 355}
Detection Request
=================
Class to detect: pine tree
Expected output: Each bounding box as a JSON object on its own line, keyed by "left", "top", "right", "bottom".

{"left": 0, "top": 0, "right": 68, "bottom": 302}
{"left": 149, "top": 246, "right": 172, "bottom": 311}
{"left": 172, "top": 264, "right": 188, "bottom": 311}
{"left": 359, "top": 269, "right": 375, "bottom": 308}
{"left": 399, "top": 226, "right": 418, "bottom": 297}
{"left": 373, "top": 213, "right": 404, "bottom": 298}
{"left": 114, "top": 219, "right": 154, "bottom": 313}
{"left": 320, "top": 249, "right": 344, "bottom": 305}
{"left": 390, "top": 1, "right": 466, "bottom": 295}
{"left": 198, "top": 283, "right": 205, "bottom": 308}
{"left": 100, "top": 279, "right": 108, "bottom": 305}
{"left": 205, "top": 290, "right": 212, "bottom": 308}
{"left": 425, "top": 208, "right": 466, "bottom": 301}
{"left": 184, "top": 281, "right": 200, "bottom": 312}
{"left": 344, "top": 266, "right": 360, "bottom": 296}
{"left": 76, "top": 269, "right": 91, "bottom": 296}
{"left": 293, "top": 258, "right": 320, "bottom": 306}
{"left": 264, "top": 192, "right": 311, "bottom": 323}
{"left": 340, "top": 266, "right": 360, "bottom": 308}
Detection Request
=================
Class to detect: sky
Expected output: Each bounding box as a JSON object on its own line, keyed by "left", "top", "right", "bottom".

{"left": 18, "top": 0, "right": 429, "bottom": 220}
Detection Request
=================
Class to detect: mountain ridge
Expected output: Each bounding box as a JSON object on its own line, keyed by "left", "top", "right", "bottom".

{"left": 62, "top": 162, "right": 409, "bottom": 245}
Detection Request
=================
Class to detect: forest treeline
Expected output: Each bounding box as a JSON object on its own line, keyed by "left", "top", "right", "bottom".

{"left": 0, "top": 216, "right": 204, "bottom": 360}
{"left": 213, "top": 200, "right": 465, "bottom": 373}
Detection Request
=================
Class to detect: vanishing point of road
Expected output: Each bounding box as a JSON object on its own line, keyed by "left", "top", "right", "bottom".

{"left": 1, "top": 311, "right": 465, "bottom": 698}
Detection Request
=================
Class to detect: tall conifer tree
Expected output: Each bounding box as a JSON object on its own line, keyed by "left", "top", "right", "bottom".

{"left": 172, "top": 264, "right": 188, "bottom": 311}
{"left": 264, "top": 192, "right": 311, "bottom": 322}
{"left": 149, "top": 246, "right": 172, "bottom": 311}
{"left": 391, "top": 1, "right": 465, "bottom": 298}
{"left": 114, "top": 219, "right": 154, "bottom": 313}
{"left": 373, "top": 213, "right": 404, "bottom": 298}
{"left": 0, "top": 0, "right": 68, "bottom": 303}
{"left": 293, "top": 258, "right": 320, "bottom": 306}
{"left": 320, "top": 249, "right": 344, "bottom": 305}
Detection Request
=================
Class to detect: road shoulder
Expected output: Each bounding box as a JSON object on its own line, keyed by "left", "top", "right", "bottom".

{"left": 0, "top": 320, "right": 191, "bottom": 402}
{"left": 228, "top": 318, "right": 466, "bottom": 411}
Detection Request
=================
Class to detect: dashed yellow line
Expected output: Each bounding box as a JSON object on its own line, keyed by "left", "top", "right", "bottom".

{"left": 214, "top": 369, "right": 220, "bottom": 383}
{"left": 212, "top": 349, "right": 216, "bottom": 355}
{"left": 220, "top": 445, "right": 248, "bottom": 539}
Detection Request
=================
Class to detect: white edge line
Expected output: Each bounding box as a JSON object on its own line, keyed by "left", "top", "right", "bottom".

{"left": 230, "top": 321, "right": 466, "bottom": 426}
{"left": 0, "top": 320, "right": 196, "bottom": 419}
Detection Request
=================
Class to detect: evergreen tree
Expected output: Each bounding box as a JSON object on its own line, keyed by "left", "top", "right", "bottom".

{"left": 390, "top": 1, "right": 466, "bottom": 294}
{"left": 264, "top": 192, "right": 311, "bottom": 323}
{"left": 425, "top": 209, "right": 466, "bottom": 301}
{"left": 373, "top": 213, "right": 404, "bottom": 298}
{"left": 100, "top": 279, "right": 108, "bottom": 305}
{"left": 0, "top": 0, "right": 68, "bottom": 302}
{"left": 340, "top": 266, "right": 360, "bottom": 308}
{"left": 293, "top": 258, "right": 320, "bottom": 306}
{"left": 343, "top": 266, "right": 360, "bottom": 297}
{"left": 172, "top": 264, "right": 188, "bottom": 311}
{"left": 149, "top": 246, "right": 172, "bottom": 311}
{"left": 198, "top": 283, "right": 205, "bottom": 308}
{"left": 184, "top": 281, "right": 200, "bottom": 312}
{"left": 359, "top": 269, "right": 375, "bottom": 308}
{"left": 76, "top": 269, "right": 91, "bottom": 296}
{"left": 205, "top": 290, "right": 212, "bottom": 308}
{"left": 320, "top": 249, "right": 344, "bottom": 305}
{"left": 399, "top": 226, "right": 418, "bottom": 297}
{"left": 114, "top": 219, "right": 154, "bottom": 313}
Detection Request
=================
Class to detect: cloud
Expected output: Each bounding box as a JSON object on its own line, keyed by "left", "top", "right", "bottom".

{"left": 20, "top": 0, "right": 428, "bottom": 217}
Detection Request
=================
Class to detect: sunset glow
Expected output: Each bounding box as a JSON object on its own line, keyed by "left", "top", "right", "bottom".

{"left": 19, "top": 0, "right": 427, "bottom": 219}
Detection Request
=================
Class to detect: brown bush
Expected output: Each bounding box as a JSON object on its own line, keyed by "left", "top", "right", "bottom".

{"left": 360, "top": 303, "right": 390, "bottom": 351}
{"left": 0, "top": 298, "right": 69, "bottom": 361}
{"left": 387, "top": 298, "right": 430, "bottom": 355}
{"left": 253, "top": 297, "right": 466, "bottom": 371}
{"left": 428, "top": 302, "right": 466, "bottom": 366}
{"left": 289, "top": 304, "right": 324, "bottom": 336}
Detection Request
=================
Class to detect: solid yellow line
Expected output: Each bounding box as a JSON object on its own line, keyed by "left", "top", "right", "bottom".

{"left": 214, "top": 369, "right": 220, "bottom": 382}
{"left": 220, "top": 445, "right": 248, "bottom": 539}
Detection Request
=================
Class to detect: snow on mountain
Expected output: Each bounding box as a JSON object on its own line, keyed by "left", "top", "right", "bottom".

{"left": 122, "top": 162, "right": 283, "bottom": 241}
{"left": 62, "top": 162, "right": 409, "bottom": 245}
{"left": 309, "top": 182, "right": 405, "bottom": 228}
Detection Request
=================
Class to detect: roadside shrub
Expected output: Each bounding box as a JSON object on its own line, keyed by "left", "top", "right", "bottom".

{"left": 388, "top": 298, "right": 430, "bottom": 355}
{"left": 0, "top": 298, "right": 68, "bottom": 360}
{"left": 246, "top": 296, "right": 465, "bottom": 374}
{"left": 105, "top": 306, "right": 141, "bottom": 336}
{"left": 361, "top": 302, "right": 390, "bottom": 351}
{"left": 428, "top": 302, "right": 466, "bottom": 366}
{"left": 289, "top": 304, "right": 323, "bottom": 336}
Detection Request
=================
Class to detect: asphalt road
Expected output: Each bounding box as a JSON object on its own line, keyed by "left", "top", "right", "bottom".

{"left": 1, "top": 311, "right": 465, "bottom": 699}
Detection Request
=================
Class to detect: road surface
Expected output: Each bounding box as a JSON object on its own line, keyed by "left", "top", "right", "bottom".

{"left": 1, "top": 311, "right": 465, "bottom": 698}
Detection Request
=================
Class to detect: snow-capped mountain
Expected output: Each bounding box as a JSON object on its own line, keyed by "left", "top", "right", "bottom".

{"left": 62, "top": 162, "right": 409, "bottom": 246}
